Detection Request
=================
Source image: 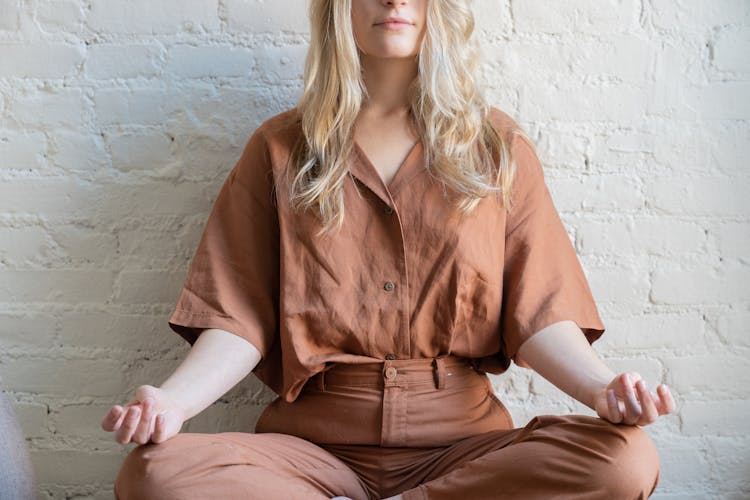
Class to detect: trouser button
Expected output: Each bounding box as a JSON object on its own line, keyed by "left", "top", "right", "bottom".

{"left": 385, "top": 366, "right": 398, "bottom": 379}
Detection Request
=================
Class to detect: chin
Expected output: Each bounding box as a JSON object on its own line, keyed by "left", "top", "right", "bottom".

{"left": 369, "top": 46, "right": 419, "bottom": 59}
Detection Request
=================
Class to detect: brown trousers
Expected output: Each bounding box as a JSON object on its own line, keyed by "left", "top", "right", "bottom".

{"left": 114, "top": 356, "right": 660, "bottom": 499}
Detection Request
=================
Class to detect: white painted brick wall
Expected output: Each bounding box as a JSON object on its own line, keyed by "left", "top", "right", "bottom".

{"left": 0, "top": 0, "right": 747, "bottom": 498}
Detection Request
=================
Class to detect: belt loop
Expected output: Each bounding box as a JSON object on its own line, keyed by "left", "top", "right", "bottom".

{"left": 316, "top": 369, "right": 326, "bottom": 391}
{"left": 432, "top": 357, "right": 446, "bottom": 390}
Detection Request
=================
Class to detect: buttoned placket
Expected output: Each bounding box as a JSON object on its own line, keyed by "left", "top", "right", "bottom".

{"left": 349, "top": 142, "right": 424, "bottom": 362}
{"left": 379, "top": 356, "right": 449, "bottom": 446}
{"left": 376, "top": 202, "right": 409, "bottom": 359}
{"left": 348, "top": 143, "right": 430, "bottom": 447}
{"left": 381, "top": 358, "right": 407, "bottom": 446}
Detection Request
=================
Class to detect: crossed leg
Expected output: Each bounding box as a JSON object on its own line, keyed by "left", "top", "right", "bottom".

{"left": 114, "top": 414, "right": 660, "bottom": 500}
{"left": 395, "top": 414, "right": 661, "bottom": 500}
{"left": 114, "top": 431, "right": 374, "bottom": 500}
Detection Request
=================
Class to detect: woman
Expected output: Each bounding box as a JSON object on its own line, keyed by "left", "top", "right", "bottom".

{"left": 104, "top": 1, "right": 676, "bottom": 498}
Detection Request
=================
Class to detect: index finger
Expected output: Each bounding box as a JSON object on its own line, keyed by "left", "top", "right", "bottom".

{"left": 656, "top": 384, "right": 676, "bottom": 415}
{"left": 101, "top": 405, "right": 125, "bottom": 432}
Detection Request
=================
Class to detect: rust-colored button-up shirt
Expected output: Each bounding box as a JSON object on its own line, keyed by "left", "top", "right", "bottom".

{"left": 167, "top": 106, "right": 606, "bottom": 403}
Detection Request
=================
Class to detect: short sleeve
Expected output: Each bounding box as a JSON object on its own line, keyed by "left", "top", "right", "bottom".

{"left": 501, "top": 133, "right": 605, "bottom": 369}
{"left": 167, "top": 127, "right": 280, "bottom": 362}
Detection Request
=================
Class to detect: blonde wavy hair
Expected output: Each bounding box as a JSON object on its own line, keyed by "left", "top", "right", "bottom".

{"left": 285, "top": 0, "right": 527, "bottom": 235}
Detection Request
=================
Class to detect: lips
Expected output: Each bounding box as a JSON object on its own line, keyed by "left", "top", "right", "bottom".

{"left": 375, "top": 16, "right": 412, "bottom": 26}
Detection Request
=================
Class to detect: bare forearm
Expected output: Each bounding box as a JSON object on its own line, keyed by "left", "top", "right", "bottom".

{"left": 159, "top": 328, "right": 262, "bottom": 420}
{"left": 515, "top": 320, "right": 616, "bottom": 410}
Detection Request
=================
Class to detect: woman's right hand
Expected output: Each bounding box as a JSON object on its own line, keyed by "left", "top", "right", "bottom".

{"left": 101, "top": 384, "right": 187, "bottom": 445}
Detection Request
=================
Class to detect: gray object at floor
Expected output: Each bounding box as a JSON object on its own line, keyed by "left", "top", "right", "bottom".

{"left": 0, "top": 390, "right": 35, "bottom": 500}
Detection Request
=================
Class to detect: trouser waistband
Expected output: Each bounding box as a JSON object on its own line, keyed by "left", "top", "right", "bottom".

{"left": 309, "top": 355, "right": 473, "bottom": 393}
{"left": 254, "top": 354, "right": 513, "bottom": 447}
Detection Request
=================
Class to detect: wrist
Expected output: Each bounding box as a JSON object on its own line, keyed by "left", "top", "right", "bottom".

{"left": 159, "top": 384, "right": 197, "bottom": 421}
{"left": 577, "top": 373, "right": 615, "bottom": 410}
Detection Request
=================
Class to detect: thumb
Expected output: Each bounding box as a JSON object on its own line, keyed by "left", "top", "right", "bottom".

{"left": 149, "top": 410, "right": 184, "bottom": 444}
{"left": 594, "top": 385, "right": 623, "bottom": 424}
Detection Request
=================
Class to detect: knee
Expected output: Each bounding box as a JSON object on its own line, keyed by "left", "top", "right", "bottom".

{"left": 114, "top": 436, "right": 186, "bottom": 500}
{"left": 599, "top": 424, "right": 661, "bottom": 499}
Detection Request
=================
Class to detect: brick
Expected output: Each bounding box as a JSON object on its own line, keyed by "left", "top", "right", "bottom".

{"left": 652, "top": 262, "right": 750, "bottom": 304}
{"left": 651, "top": 0, "right": 750, "bottom": 31}
{"left": 602, "top": 357, "right": 662, "bottom": 386}
{"left": 0, "top": 0, "right": 19, "bottom": 30}
{"left": 0, "top": 178, "right": 208, "bottom": 219}
{"left": 30, "top": 449, "right": 124, "bottom": 485}
{"left": 92, "top": 88, "right": 187, "bottom": 126}
{"left": 46, "top": 224, "right": 117, "bottom": 264}
{"left": 684, "top": 83, "right": 750, "bottom": 120}
{"left": 59, "top": 310, "right": 177, "bottom": 350}
{"left": 0, "top": 130, "right": 47, "bottom": 171}
{"left": 253, "top": 45, "right": 308, "bottom": 81}
{"left": 85, "top": 44, "right": 162, "bottom": 80}
{"left": 0, "top": 223, "right": 115, "bottom": 267}
{"left": 0, "top": 312, "right": 58, "bottom": 347}
{"left": 586, "top": 264, "right": 649, "bottom": 309}
{"left": 49, "top": 129, "right": 108, "bottom": 173}
{"left": 6, "top": 88, "right": 85, "bottom": 128}
{"left": 115, "top": 217, "right": 204, "bottom": 267}
{"left": 0, "top": 358, "right": 126, "bottom": 396}
{"left": 54, "top": 403, "right": 117, "bottom": 439}
{"left": 569, "top": 35, "right": 655, "bottom": 84}
{"left": 520, "top": 84, "right": 648, "bottom": 123}
{"left": 531, "top": 129, "right": 588, "bottom": 167}
{"left": 656, "top": 440, "right": 711, "bottom": 491}
{"left": 651, "top": 123, "right": 713, "bottom": 169}
{"left": 715, "top": 222, "right": 750, "bottom": 260}
{"left": 578, "top": 218, "right": 705, "bottom": 256}
{"left": 225, "top": 0, "right": 308, "bottom": 33}
{"left": 114, "top": 270, "right": 188, "bottom": 304}
{"left": 35, "top": 0, "right": 84, "bottom": 33}
{"left": 549, "top": 174, "right": 643, "bottom": 212}
{"left": 0, "top": 227, "right": 52, "bottom": 264}
{"left": 0, "top": 270, "right": 115, "bottom": 303}
{"left": 664, "top": 355, "right": 749, "bottom": 395}
{"left": 714, "top": 27, "right": 750, "bottom": 74}
{"left": 0, "top": 43, "right": 84, "bottom": 78}
{"left": 87, "top": 0, "right": 220, "bottom": 35}
{"left": 681, "top": 399, "right": 750, "bottom": 436}
{"left": 165, "top": 44, "right": 254, "bottom": 78}
{"left": 107, "top": 130, "right": 173, "bottom": 172}
{"left": 13, "top": 401, "right": 49, "bottom": 438}
{"left": 595, "top": 312, "right": 704, "bottom": 351}
{"left": 473, "top": 0, "right": 512, "bottom": 36}
{"left": 705, "top": 436, "right": 750, "bottom": 494}
{"left": 716, "top": 311, "right": 750, "bottom": 348}
{"left": 513, "top": 0, "right": 639, "bottom": 35}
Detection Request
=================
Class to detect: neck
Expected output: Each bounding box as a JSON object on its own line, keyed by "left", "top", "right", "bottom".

{"left": 359, "top": 52, "right": 418, "bottom": 118}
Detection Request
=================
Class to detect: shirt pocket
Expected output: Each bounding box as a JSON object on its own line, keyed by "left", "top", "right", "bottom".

{"left": 454, "top": 271, "right": 502, "bottom": 330}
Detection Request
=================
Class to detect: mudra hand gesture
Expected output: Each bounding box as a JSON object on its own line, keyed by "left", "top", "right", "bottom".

{"left": 593, "top": 372, "right": 675, "bottom": 426}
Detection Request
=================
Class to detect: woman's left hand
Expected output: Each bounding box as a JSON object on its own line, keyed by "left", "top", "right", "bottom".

{"left": 592, "top": 372, "right": 676, "bottom": 426}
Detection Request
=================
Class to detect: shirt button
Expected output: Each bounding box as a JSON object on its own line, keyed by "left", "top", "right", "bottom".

{"left": 383, "top": 206, "right": 394, "bottom": 214}
{"left": 385, "top": 366, "right": 398, "bottom": 379}
{"left": 383, "top": 281, "right": 395, "bottom": 292}
{"left": 385, "top": 354, "right": 397, "bottom": 360}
